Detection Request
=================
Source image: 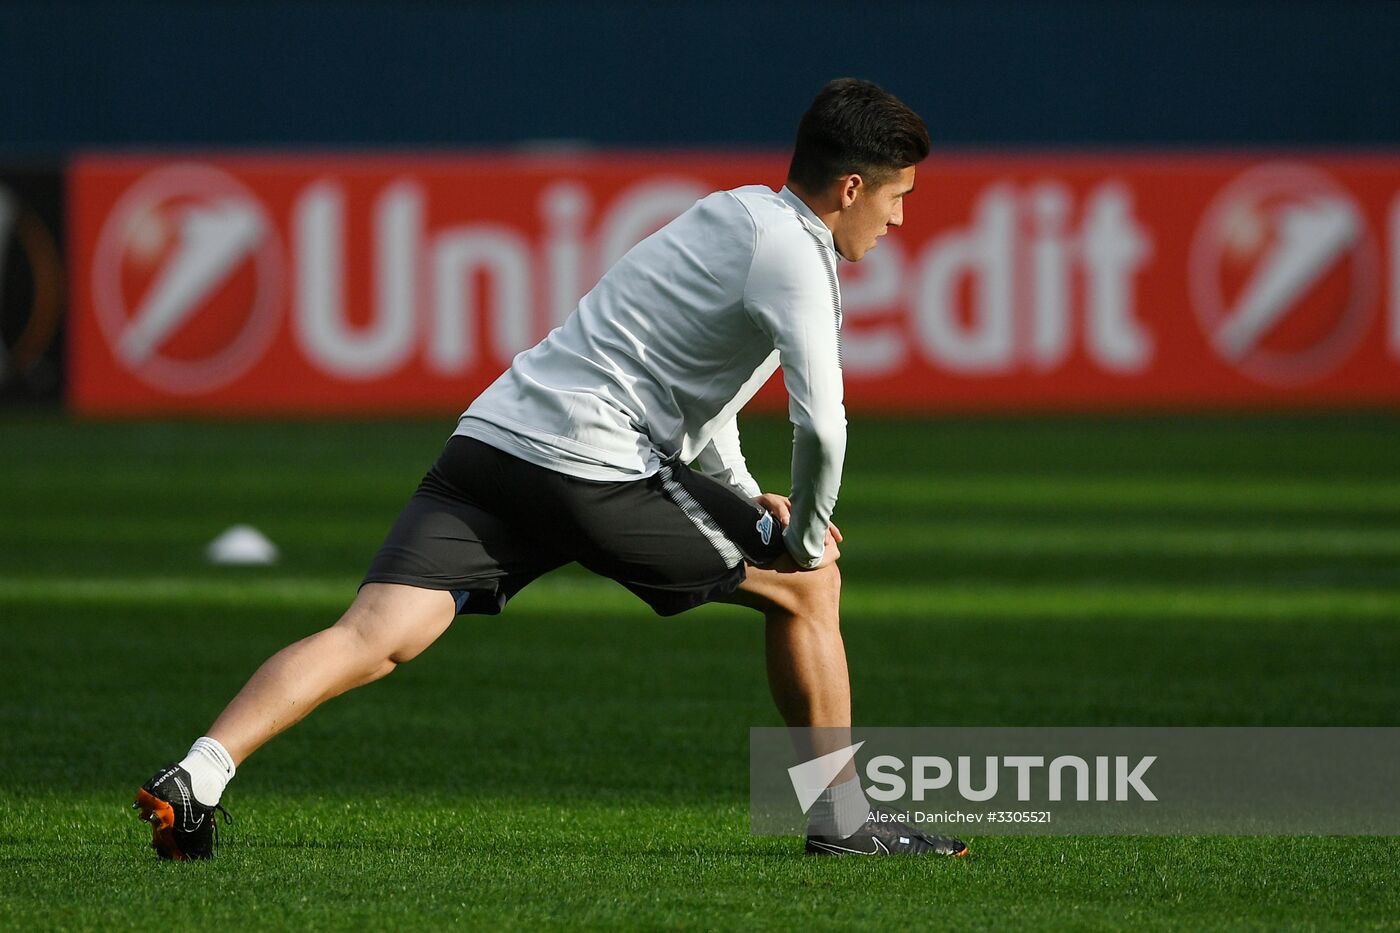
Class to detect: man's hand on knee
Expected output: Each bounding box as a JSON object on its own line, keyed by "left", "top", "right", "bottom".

{"left": 758, "top": 526, "right": 842, "bottom": 573}
{"left": 751, "top": 492, "right": 842, "bottom": 572}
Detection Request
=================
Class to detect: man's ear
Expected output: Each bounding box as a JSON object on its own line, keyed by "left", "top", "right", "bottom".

{"left": 839, "top": 173, "right": 864, "bottom": 208}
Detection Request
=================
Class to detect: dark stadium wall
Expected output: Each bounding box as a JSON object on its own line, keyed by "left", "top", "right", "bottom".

{"left": 2, "top": 0, "right": 1399, "bottom": 152}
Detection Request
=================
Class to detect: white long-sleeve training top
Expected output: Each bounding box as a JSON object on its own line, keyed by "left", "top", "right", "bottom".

{"left": 456, "top": 185, "right": 846, "bottom": 568}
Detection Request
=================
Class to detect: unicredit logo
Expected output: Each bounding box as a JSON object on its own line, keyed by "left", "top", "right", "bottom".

{"left": 92, "top": 164, "right": 285, "bottom": 394}
{"left": 88, "top": 162, "right": 707, "bottom": 396}
{"left": 1189, "top": 162, "right": 1381, "bottom": 386}
{"left": 72, "top": 154, "right": 1400, "bottom": 415}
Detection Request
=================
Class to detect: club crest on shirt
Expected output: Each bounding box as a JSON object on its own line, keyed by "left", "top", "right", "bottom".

{"left": 756, "top": 510, "right": 775, "bottom": 546}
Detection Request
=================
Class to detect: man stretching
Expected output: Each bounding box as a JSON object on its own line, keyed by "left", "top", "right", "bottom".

{"left": 135, "top": 77, "right": 965, "bottom": 859}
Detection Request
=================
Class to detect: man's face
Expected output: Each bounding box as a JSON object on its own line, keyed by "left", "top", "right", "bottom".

{"left": 834, "top": 165, "right": 916, "bottom": 262}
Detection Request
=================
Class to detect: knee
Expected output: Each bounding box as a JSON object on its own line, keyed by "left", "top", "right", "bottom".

{"left": 328, "top": 602, "right": 403, "bottom": 670}
{"left": 320, "top": 619, "right": 403, "bottom": 686}
{"left": 365, "top": 656, "right": 399, "bottom": 682}
{"left": 768, "top": 563, "right": 842, "bottom": 625}
{"left": 330, "top": 585, "right": 453, "bottom": 667}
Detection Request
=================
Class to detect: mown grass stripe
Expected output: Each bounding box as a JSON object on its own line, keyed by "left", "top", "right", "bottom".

{"left": 4, "top": 574, "right": 1398, "bottom": 620}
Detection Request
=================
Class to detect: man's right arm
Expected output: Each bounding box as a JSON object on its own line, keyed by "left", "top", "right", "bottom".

{"left": 742, "top": 224, "right": 847, "bottom": 569}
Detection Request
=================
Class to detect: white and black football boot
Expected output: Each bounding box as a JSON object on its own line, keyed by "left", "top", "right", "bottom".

{"left": 806, "top": 809, "right": 967, "bottom": 856}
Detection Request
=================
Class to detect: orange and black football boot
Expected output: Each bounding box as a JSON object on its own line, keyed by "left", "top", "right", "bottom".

{"left": 133, "top": 763, "right": 231, "bottom": 860}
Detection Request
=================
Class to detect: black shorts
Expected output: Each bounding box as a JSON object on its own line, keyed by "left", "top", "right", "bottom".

{"left": 363, "top": 436, "right": 787, "bottom": 617}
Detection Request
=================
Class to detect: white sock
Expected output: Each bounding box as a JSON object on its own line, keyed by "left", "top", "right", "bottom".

{"left": 177, "top": 736, "right": 236, "bottom": 806}
{"left": 807, "top": 777, "right": 871, "bottom": 838}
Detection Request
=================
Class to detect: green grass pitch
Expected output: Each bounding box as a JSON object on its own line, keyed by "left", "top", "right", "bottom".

{"left": 2, "top": 412, "right": 1398, "bottom": 930}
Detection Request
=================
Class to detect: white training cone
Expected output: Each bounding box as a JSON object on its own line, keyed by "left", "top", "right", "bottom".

{"left": 206, "top": 524, "right": 279, "bottom": 566}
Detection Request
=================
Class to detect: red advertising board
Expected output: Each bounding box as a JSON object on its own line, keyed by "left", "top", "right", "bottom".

{"left": 69, "top": 152, "right": 1400, "bottom": 414}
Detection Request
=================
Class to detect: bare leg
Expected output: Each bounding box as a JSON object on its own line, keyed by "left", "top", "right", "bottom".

{"left": 723, "top": 562, "right": 848, "bottom": 726}
{"left": 719, "top": 561, "right": 854, "bottom": 780}
{"left": 206, "top": 583, "right": 456, "bottom": 765}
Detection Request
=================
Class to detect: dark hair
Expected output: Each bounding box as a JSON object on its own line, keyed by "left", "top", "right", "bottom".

{"left": 787, "top": 78, "right": 930, "bottom": 193}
